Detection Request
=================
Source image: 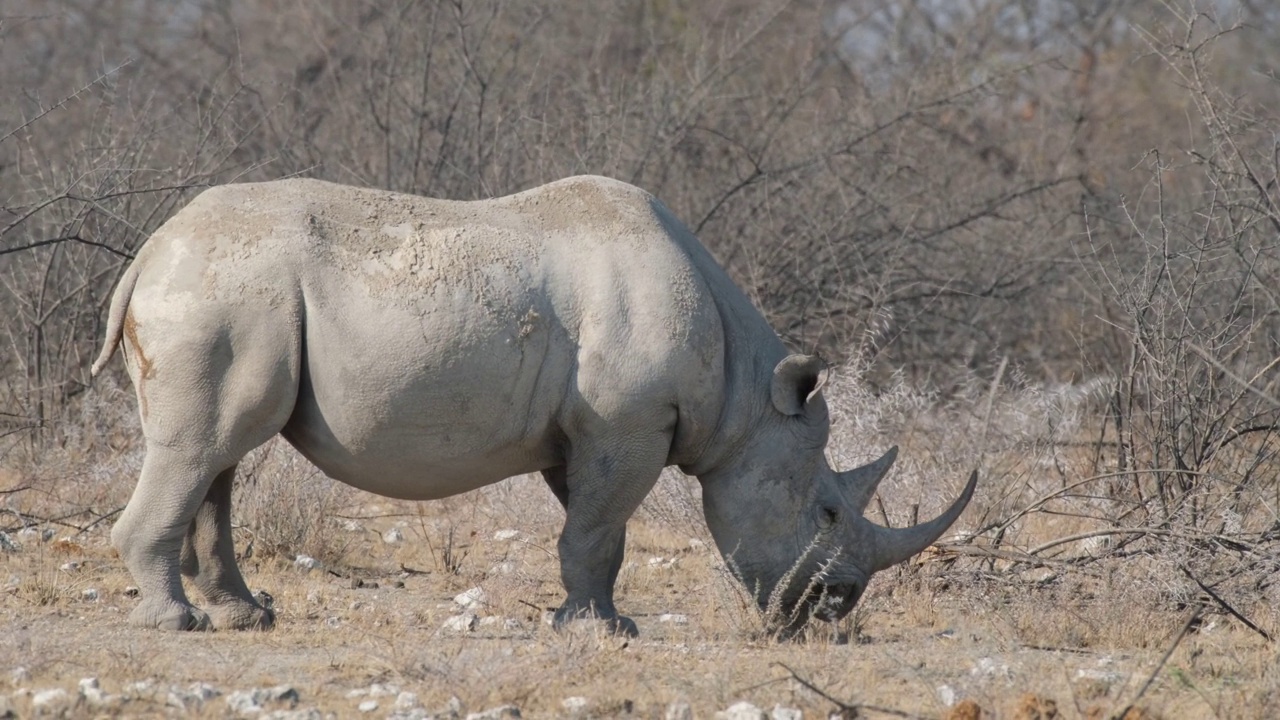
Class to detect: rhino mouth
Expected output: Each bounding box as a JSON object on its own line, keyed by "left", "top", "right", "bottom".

{"left": 809, "top": 582, "right": 861, "bottom": 622}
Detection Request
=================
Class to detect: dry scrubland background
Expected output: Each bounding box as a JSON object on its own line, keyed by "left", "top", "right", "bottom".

{"left": 2, "top": 0, "right": 1280, "bottom": 717}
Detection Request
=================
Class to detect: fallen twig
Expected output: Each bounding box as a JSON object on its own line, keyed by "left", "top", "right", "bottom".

{"left": 1113, "top": 603, "right": 1203, "bottom": 719}
{"left": 1180, "top": 565, "right": 1272, "bottom": 642}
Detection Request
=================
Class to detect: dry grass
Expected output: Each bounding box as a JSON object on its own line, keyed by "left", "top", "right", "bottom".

{"left": 2, "top": 366, "right": 1277, "bottom": 719}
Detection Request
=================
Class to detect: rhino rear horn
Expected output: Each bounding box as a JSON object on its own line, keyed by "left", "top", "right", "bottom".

{"left": 770, "top": 354, "right": 828, "bottom": 416}
{"left": 839, "top": 445, "right": 898, "bottom": 513}
{"left": 867, "top": 470, "right": 978, "bottom": 573}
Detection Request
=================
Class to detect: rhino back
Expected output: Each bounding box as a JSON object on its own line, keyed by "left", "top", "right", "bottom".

{"left": 133, "top": 176, "right": 733, "bottom": 498}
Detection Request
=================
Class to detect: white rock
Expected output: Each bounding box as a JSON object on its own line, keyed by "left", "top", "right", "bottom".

{"left": 971, "top": 656, "right": 1009, "bottom": 677}
{"left": 771, "top": 706, "right": 803, "bottom": 720}
{"left": 368, "top": 683, "right": 399, "bottom": 698}
{"left": 81, "top": 588, "right": 99, "bottom": 601}
{"left": 717, "top": 701, "right": 766, "bottom": 720}
{"left": 665, "top": 702, "right": 693, "bottom": 720}
{"left": 395, "top": 691, "right": 421, "bottom": 710}
{"left": 294, "top": 554, "right": 321, "bottom": 571}
{"left": 561, "top": 696, "right": 589, "bottom": 713}
{"left": 465, "top": 705, "right": 521, "bottom": 720}
{"left": 689, "top": 538, "right": 707, "bottom": 550}
{"left": 227, "top": 686, "right": 299, "bottom": 716}
{"left": 32, "top": 688, "right": 70, "bottom": 712}
{"left": 937, "top": 684, "right": 958, "bottom": 706}
{"left": 489, "top": 561, "right": 516, "bottom": 575}
{"left": 493, "top": 529, "right": 521, "bottom": 541}
{"left": 325, "top": 616, "right": 341, "bottom": 628}
{"left": 342, "top": 519, "right": 364, "bottom": 532}
{"left": 453, "top": 587, "right": 487, "bottom": 610}
{"left": 383, "top": 528, "right": 404, "bottom": 544}
{"left": 358, "top": 699, "right": 379, "bottom": 712}
{"left": 442, "top": 613, "right": 478, "bottom": 633}
{"left": 658, "top": 613, "right": 688, "bottom": 624}
{"left": 58, "top": 561, "right": 81, "bottom": 572}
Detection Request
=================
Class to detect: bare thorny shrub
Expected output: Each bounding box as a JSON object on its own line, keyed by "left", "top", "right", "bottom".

{"left": 2, "top": 0, "right": 1279, "bottom": 645}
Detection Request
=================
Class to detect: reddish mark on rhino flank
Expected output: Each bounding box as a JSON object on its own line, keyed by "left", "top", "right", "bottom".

{"left": 123, "top": 309, "right": 155, "bottom": 417}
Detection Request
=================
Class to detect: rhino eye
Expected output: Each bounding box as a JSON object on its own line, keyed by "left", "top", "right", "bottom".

{"left": 817, "top": 506, "right": 839, "bottom": 530}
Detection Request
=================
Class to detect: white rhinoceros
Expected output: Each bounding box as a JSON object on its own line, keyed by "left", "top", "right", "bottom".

{"left": 91, "top": 175, "right": 975, "bottom": 635}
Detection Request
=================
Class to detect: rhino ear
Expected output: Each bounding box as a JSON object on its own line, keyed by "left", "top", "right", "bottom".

{"left": 771, "top": 354, "right": 829, "bottom": 416}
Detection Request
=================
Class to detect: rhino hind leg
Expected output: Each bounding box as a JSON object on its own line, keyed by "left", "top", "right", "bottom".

{"left": 112, "top": 444, "right": 220, "bottom": 631}
{"left": 179, "top": 464, "right": 274, "bottom": 630}
{"left": 547, "top": 427, "right": 669, "bottom": 638}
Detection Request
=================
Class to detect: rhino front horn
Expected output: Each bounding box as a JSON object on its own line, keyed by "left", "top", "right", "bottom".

{"left": 868, "top": 470, "right": 978, "bottom": 573}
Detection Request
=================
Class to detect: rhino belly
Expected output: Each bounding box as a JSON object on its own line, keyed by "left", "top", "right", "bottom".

{"left": 280, "top": 282, "right": 566, "bottom": 500}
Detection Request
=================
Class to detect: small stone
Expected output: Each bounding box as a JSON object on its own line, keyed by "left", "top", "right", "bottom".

{"left": 32, "top": 688, "right": 71, "bottom": 712}
{"left": 58, "top": 561, "right": 81, "bottom": 572}
{"left": 41, "top": 528, "right": 55, "bottom": 542}
{"left": 489, "top": 562, "right": 516, "bottom": 575}
{"left": 464, "top": 705, "right": 521, "bottom": 720}
{"left": 359, "top": 699, "right": 379, "bottom": 712}
{"left": 562, "top": 696, "right": 589, "bottom": 713}
{"left": 325, "top": 616, "right": 342, "bottom": 628}
{"left": 393, "top": 580, "right": 406, "bottom": 589}
{"left": 688, "top": 538, "right": 706, "bottom": 550}
{"left": 717, "top": 701, "right": 766, "bottom": 720}
{"left": 658, "top": 613, "right": 688, "bottom": 624}
{"left": 771, "top": 706, "right": 802, "bottom": 720}
{"left": 937, "top": 685, "right": 958, "bottom": 706}
{"left": 123, "top": 586, "right": 140, "bottom": 597}
{"left": 79, "top": 677, "right": 109, "bottom": 706}
{"left": 395, "top": 691, "right": 421, "bottom": 710}
{"left": 665, "top": 701, "right": 693, "bottom": 720}
{"left": 383, "top": 528, "right": 404, "bottom": 544}
{"left": 294, "top": 554, "right": 321, "bottom": 571}
{"left": 493, "top": 529, "right": 521, "bottom": 541}
{"left": 0, "top": 532, "right": 19, "bottom": 552}
{"left": 971, "top": 657, "right": 1009, "bottom": 677}
{"left": 81, "top": 588, "right": 99, "bottom": 601}
{"left": 442, "top": 613, "right": 478, "bottom": 633}
{"left": 453, "top": 587, "right": 487, "bottom": 610}
{"left": 342, "top": 519, "right": 364, "bottom": 532}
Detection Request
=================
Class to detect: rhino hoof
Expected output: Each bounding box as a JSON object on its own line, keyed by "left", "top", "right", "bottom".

{"left": 129, "top": 601, "right": 212, "bottom": 632}
{"left": 209, "top": 602, "right": 275, "bottom": 631}
{"left": 552, "top": 607, "right": 639, "bottom": 637}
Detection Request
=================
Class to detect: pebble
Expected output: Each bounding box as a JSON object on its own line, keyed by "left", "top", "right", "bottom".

{"left": 58, "top": 561, "right": 81, "bottom": 572}
{"left": 81, "top": 588, "right": 99, "bottom": 601}
{"left": 771, "top": 705, "right": 802, "bottom": 720}
{"left": 383, "top": 528, "right": 404, "bottom": 544}
{"left": 32, "top": 688, "right": 71, "bottom": 713}
{"left": 358, "top": 699, "right": 379, "bottom": 712}
{"left": 79, "top": 677, "right": 108, "bottom": 706}
{"left": 395, "top": 691, "right": 421, "bottom": 710}
{"left": 294, "top": 554, "right": 322, "bottom": 571}
{"left": 226, "top": 685, "right": 299, "bottom": 716}
{"left": 561, "top": 696, "right": 589, "bottom": 713}
{"left": 0, "top": 532, "right": 18, "bottom": 552}
{"left": 717, "top": 701, "right": 766, "bottom": 720}
{"left": 665, "top": 701, "right": 693, "bottom": 720}
{"left": 493, "top": 529, "right": 521, "bottom": 541}
{"left": 464, "top": 705, "right": 521, "bottom": 720}
{"left": 441, "top": 613, "right": 478, "bottom": 633}
{"left": 453, "top": 586, "right": 487, "bottom": 609}
{"left": 658, "top": 613, "right": 689, "bottom": 624}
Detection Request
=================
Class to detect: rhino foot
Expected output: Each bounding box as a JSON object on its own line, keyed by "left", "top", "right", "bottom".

{"left": 129, "top": 599, "right": 212, "bottom": 632}
{"left": 207, "top": 601, "right": 275, "bottom": 631}
{"left": 552, "top": 606, "right": 639, "bottom": 638}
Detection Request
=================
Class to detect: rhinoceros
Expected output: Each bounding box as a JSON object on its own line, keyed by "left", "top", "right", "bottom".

{"left": 91, "top": 175, "right": 975, "bottom": 635}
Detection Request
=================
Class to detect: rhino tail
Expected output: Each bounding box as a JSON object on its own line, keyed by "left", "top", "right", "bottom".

{"left": 90, "top": 260, "right": 143, "bottom": 377}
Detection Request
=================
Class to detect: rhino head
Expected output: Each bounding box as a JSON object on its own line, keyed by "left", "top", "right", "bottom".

{"left": 697, "top": 354, "right": 977, "bottom": 633}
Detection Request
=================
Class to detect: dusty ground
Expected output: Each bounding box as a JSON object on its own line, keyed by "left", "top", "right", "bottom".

{"left": 3, "top": 470, "right": 1276, "bottom": 719}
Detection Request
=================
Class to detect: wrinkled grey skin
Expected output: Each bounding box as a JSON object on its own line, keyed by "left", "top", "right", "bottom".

{"left": 92, "top": 176, "right": 976, "bottom": 635}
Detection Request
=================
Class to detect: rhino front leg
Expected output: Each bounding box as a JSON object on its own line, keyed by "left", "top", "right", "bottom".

{"left": 548, "top": 430, "right": 668, "bottom": 637}
{"left": 180, "top": 465, "right": 274, "bottom": 630}
{"left": 112, "top": 444, "right": 217, "bottom": 631}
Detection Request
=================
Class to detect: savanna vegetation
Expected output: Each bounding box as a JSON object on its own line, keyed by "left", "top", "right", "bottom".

{"left": 2, "top": 1, "right": 1278, "bottom": 717}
